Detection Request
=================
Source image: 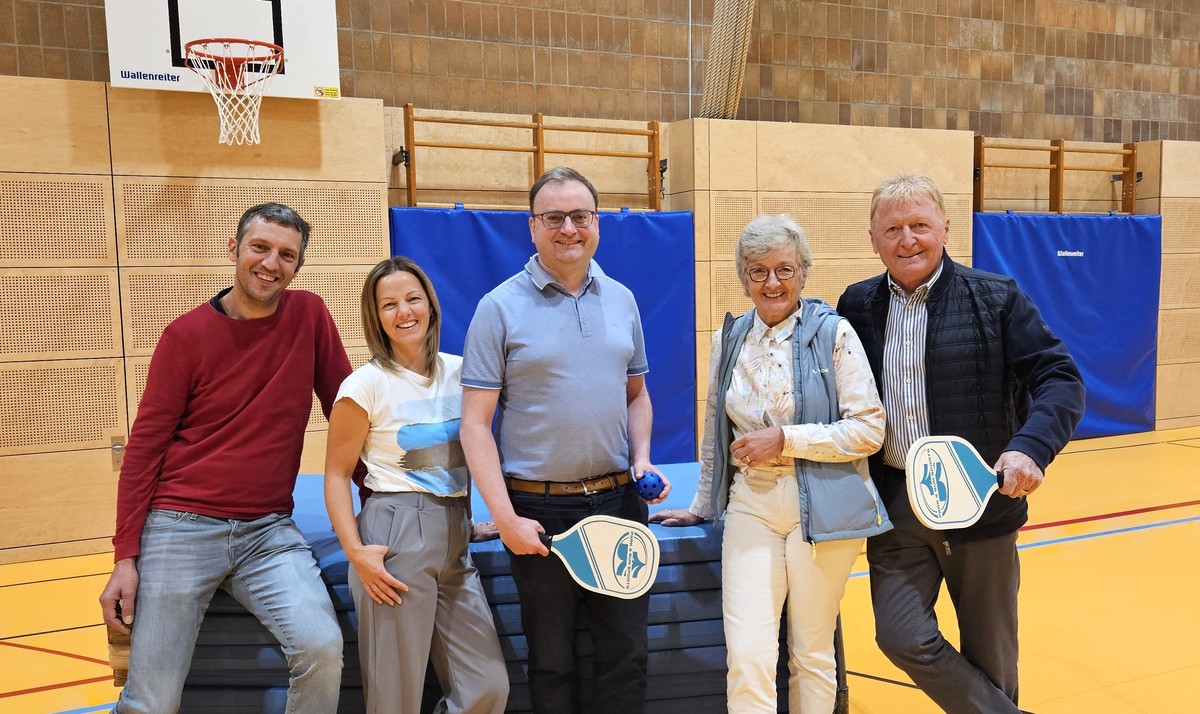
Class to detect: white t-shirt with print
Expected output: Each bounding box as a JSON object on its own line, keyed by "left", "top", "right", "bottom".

{"left": 335, "top": 354, "right": 468, "bottom": 496}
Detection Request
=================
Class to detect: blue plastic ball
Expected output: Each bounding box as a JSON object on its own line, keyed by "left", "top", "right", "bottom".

{"left": 635, "top": 472, "right": 664, "bottom": 500}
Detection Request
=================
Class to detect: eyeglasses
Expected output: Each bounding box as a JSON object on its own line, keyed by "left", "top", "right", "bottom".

{"left": 746, "top": 265, "right": 798, "bottom": 282}
{"left": 532, "top": 210, "right": 597, "bottom": 229}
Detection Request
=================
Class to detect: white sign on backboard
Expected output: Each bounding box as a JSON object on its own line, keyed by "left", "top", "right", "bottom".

{"left": 106, "top": 0, "right": 340, "bottom": 99}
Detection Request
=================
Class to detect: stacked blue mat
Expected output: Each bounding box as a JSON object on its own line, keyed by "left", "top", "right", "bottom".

{"left": 179, "top": 463, "right": 789, "bottom": 712}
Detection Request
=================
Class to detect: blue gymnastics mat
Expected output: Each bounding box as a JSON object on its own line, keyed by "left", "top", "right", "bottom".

{"left": 181, "top": 463, "right": 772, "bottom": 713}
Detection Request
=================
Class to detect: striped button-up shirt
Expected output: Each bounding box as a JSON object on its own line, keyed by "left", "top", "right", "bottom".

{"left": 880, "top": 263, "right": 943, "bottom": 468}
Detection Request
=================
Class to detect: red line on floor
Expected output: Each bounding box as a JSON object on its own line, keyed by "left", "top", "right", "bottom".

{"left": 0, "top": 675, "right": 113, "bottom": 698}
{"left": 1023, "top": 499, "right": 1200, "bottom": 531}
{"left": 0, "top": 640, "right": 110, "bottom": 666}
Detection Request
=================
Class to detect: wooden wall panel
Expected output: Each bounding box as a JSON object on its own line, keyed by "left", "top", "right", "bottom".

{"left": 1160, "top": 199, "right": 1200, "bottom": 256}
{"left": 1158, "top": 141, "right": 1200, "bottom": 198}
{"left": 0, "top": 359, "right": 127, "bottom": 457}
{"left": 805, "top": 259, "right": 890, "bottom": 309}
{"left": 709, "top": 192, "right": 758, "bottom": 263}
{"left": 1160, "top": 255, "right": 1200, "bottom": 310}
{"left": 757, "top": 192, "right": 973, "bottom": 262}
{"left": 1135, "top": 141, "right": 1162, "bottom": 202}
{"left": 1158, "top": 309, "right": 1200, "bottom": 365}
{"left": 756, "top": 122, "right": 975, "bottom": 195}
{"left": 708, "top": 262, "right": 753, "bottom": 328}
{"left": 115, "top": 178, "right": 388, "bottom": 267}
{"left": 108, "top": 88, "right": 386, "bottom": 183}
{"left": 120, "top": 267, "right": 371, "bottom": 358}
{"left": 0, "top": 269, "right": 122, "bottom": 361}
{"left": 1157, "top": 363, "right": 1200, "bottom": 427}
{"left": 0, "top": 76, "right": 111, "bottom": 175}
{"left": 126, "top": 347, "right": 372, "bottom": 438}
{"left": 0, "top": 174, "right": 115, "bottom": 267}
{"left": 706, "top": 120, "right": 758, "bottom": 191}
{"left": 0, "top": 449, "right": 118, "bottom": 562}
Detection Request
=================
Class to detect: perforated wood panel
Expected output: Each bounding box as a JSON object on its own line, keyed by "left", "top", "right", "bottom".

{"left": 711, "top": 192, "right": 758, "bottom": 261}
{"left": 0, "top": 174, "right": 115, "bottom": 267}
{"left": 1160, "top": 254, "right": 1200, "bottom": 310}
{"left": 1160, "top": 199, "right": 1200, "bottom": 256}
{"left": 129, "top": 348, "right": 372, "bottom": 433}
{"left": 116, "top": 179, "right": 387, "bottom": 266}
{"left": 305, "top": 346, "right": 371, "bottom": 429}
{"left": 759, "top": 194, "right": 874, "bottom": 259}
{"left": 0, "top": 269, "right": 122, "bottom": 360}
{"left": 1158, "top": 309, "right": 1200, "bottom": 365}
{"left": 0, "top": 359, "right": 126, "bottom": 457}
{"left": 709, "top": 262, "right": 754, "bottom": 327}
{"left": 291, "top": 268, "right": 371, "bottom": 346}
{"left": 121, "top": 268, "right": 369, "bottom": 357}
{"left": 805, "top": 259, "right": 889, "bottom": 307}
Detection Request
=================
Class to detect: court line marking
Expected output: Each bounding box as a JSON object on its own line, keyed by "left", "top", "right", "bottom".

{"left": 850, "top": 510, "right": 1200, "bottom": 579}
{"left": 52, "top": 704, "right": 114, "bottom": 714}
{"left": 0, "top": 640, "right": 109, "bottom": 666}
{"left": 24, "top": 496, "right": 1200, "bottom": 708}
{"left": 1025, "top": 499, "right": 1200, "bottom": 531}
{"left": 0, "top": 675, "right": 113, "bottom": 699}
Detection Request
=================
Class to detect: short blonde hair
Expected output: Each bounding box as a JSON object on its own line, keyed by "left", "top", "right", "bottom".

{"left": 870, "top": 173, "right": 947, "bottom": 222}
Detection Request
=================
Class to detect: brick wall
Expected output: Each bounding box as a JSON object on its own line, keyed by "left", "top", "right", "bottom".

{"left": 2, "top": 0, "right": 1197, "bottom": 142}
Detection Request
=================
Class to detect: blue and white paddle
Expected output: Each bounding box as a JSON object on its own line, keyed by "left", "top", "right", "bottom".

{"left": 539, "top": 515, "right": 660, "bottom": 599}
{"left": 905, "top": 435, "right": 1007, "bottom": 530}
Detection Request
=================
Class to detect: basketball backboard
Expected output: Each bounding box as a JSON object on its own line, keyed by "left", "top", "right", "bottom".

{"left": 106, "top": 0, "right": 340, "bottom": 99}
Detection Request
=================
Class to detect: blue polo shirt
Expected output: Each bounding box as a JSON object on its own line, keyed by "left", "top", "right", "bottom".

{"left": 461, "top": 256, "right": 648, "bottom": 482}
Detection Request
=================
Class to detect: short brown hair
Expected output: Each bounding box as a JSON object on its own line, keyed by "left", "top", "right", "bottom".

{"left": 529, "top": 166, "right": 599, "bottom": 211}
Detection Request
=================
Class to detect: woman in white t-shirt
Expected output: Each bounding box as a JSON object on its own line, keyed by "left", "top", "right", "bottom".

{"left": 325, "top": 256, "right": 508, "bottom": 713}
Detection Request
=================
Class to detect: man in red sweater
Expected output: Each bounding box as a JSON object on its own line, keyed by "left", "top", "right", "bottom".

{"left": 99, "top": 203, "right": 350, "bottom": 713}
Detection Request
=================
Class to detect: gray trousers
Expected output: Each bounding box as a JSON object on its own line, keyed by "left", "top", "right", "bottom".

{"left": 351, "top": 492, "right": 508, "bottom": 714}
{"left": 868, "top": 526, "right": 1022, "bottom": 714}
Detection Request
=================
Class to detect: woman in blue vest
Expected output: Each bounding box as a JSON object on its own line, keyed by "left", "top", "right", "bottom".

{"left": 652, "top": 214, "right": 892, "bottom": 712}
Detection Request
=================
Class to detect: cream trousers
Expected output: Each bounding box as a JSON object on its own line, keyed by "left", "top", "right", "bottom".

{"left": 722, "top": 469, "right": 863, "bottom": 713}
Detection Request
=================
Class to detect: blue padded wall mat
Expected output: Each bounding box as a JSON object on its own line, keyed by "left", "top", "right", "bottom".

{"left": 389, "top": 206, "right": 697, "bottom": 464}
{"left": 184, "top": 465, "right": 747, "bottom": 712}
{"left": 973, "top": 212, "right": 1162, "bottom": 438}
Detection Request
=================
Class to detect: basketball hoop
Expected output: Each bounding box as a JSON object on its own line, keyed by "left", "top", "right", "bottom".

{"left": 185, "top": 38, "right": 284, "bottom": 146}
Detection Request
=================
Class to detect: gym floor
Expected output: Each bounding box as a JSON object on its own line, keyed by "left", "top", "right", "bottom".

{"left": 3, "top": 426, "right": 1198, "bottom": 713}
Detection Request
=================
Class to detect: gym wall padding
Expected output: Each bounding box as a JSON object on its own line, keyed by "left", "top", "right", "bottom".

{"left": 972, "top": 213, "right": 1162, "bottom": 439}
{"left": 389, "top": 207, "right": 697, "bottom": 464}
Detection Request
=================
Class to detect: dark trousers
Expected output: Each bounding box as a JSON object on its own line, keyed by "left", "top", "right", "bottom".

{"left": 508, "top": 483, "right": 649, "bottom": 714}
{"left": 868, "top": 525, "right": 1022, "bottom": 714}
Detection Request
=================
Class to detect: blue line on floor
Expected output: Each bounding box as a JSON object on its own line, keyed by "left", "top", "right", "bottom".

{"left": 849, "top": 513, "right": 1200, "bottom": 579}
{"left": 53, "top": 703, "right": 115, "bottom": 714}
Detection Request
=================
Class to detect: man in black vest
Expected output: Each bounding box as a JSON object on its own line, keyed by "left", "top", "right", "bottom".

{"left": 837, "top": 173, "right": 1084, "bottom": 713}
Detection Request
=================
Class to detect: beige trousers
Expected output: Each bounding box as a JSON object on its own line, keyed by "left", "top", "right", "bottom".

{"left": 722, "top": 469, "right": 863, "bottom": 713}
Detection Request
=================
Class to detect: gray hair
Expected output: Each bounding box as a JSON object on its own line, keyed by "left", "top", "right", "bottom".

{"left": 735, "top": 214, "right": 813, "bottom": 283}
{"left": 870, "top": 173, "right": 946, "bottom": 222}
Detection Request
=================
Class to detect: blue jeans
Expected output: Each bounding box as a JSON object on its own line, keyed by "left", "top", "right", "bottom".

{"left": 116, "top": 510, "right": 343, "bottom": 714}
{"left": 508, "top": 483, "right": 649, "bottom": 714}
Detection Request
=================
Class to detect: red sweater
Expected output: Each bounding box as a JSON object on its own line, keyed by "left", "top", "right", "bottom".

{"left": 113, "top": 290, "right": 351, "bottom": 561}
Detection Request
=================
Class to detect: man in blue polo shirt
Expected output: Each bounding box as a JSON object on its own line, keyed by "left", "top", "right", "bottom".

{"left": 460, "top": 166, "right": 671, "bottom": 714}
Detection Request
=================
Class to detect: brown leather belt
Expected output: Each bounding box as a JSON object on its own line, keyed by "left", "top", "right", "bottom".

{"left": 504, "top": 470, "right": 631, "bottom": 496}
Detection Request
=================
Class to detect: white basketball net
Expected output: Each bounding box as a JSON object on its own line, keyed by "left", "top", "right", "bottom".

{"left": 185, "top": 39, "right": 284, "bottom": 146}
